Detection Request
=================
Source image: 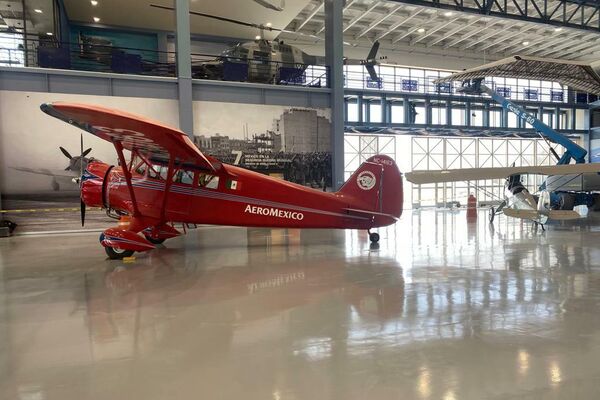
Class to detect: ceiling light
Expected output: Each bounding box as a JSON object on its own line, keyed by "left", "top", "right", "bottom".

{"left": 34, "top": 9, "right": 43, "bottom": 13}
{"left": 522, "top": 41, "right": 529, "bottom": 45}
{"left": 417, "top": 28, "right": 426, "bottom": 33}
{"left": 91, "top": 0, "right": 98, "bottom": 5}
{"left": 265, "top": 22, "right": 272, "bottom": 27}
{"left": 444, "top": 11, "right": 453, "bottom": 16}
{"left": 46, "top": 32, "right": 53, "bottom": 36}
{"left": 255, "top": 35, "right": 261, "bottom": 40}
{"left": 93, "top": 17, "right": 100, "bottom": 22}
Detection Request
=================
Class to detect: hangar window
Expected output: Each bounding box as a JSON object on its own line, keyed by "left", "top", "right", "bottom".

{"left": 198, "top": 173, "right": 219, "bottom": 189}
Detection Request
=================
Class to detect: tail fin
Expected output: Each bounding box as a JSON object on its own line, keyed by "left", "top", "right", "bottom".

{"left": 337, "top": 155, "right": 403, "bottom": 222}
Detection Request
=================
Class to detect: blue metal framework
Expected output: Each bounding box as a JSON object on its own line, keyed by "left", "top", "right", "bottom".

{"left": 389, "top": 0, "right": 600, "bottom": 32}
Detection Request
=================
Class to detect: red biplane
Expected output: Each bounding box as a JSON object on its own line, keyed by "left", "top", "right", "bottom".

{"left": 41, "top": 103, "right": 403, "bottom": 259}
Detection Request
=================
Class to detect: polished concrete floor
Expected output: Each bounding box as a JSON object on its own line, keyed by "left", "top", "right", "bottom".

{"left": 2, "top": 209, "right": 600, "bottom": 399}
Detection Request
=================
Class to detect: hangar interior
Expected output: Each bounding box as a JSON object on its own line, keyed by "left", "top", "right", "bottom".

{"left": 2, "top": 0, "right": 600, "bottom": 399}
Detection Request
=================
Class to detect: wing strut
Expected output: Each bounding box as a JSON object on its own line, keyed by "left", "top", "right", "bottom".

{"left": 114, "top": 141, "right": 141, "bottom": 217}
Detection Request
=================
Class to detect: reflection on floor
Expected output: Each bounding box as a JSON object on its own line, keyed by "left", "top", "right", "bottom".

{"left": 2, "top": 209, "right": 600, "bottom": 399}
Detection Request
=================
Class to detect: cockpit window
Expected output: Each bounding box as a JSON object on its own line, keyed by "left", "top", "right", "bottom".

{"left": 148, "top": 165, "right": 168, "bottom": 180}
{"left": 198, "top": 173, "right": 219, "bottom": 189}
{"left": 174, "top": 170, "right": 194, "bottom": 185}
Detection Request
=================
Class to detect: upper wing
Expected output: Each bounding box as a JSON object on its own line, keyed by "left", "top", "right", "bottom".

{"left": 406, "top": 163, "right": 600, "bottom": 184}
{"left": 434, "top": 55, "right": 600, "bottom": 95}
{"left": 41, "top": 102, "right": 218, "bottom": 172}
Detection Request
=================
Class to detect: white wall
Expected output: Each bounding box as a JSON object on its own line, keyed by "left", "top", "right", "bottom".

{"left": 0, "top": 91, "right": 178, "bottom": 195}
{"left": 194, "top": 101, "right": 330, "bottom": 139}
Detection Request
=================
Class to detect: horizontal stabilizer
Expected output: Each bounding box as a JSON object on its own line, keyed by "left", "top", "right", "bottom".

{"left": 406, "top": 163, "right": 600, "bottom": 184}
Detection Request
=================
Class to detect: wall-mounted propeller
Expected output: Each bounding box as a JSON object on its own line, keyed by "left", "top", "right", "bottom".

{"left": 60, "top": 145, "right": 92, "bottom": 171}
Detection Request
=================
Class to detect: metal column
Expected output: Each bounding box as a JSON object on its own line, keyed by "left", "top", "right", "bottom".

{"left": 325, "top": 0, "right": 344, "bottom": 189}
{"left": 175, "top": 0, "right": 193, "bottom": 136}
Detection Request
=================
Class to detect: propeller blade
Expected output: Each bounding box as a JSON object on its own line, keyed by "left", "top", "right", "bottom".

{"left": 80, "top": 199, "right": 86, "bottom": 227}
{"left": 366, "top": 40, "right": 380, "bottom": 62}
{"left": 151, "top": 4, "right": 260, "bottom": 29}
{"left": 80, "top": 134, "right": 84, "bottom": 178}
{"left": 82, "top": 148, "right": 92, "bottom": 158}
{"left": 59, "top": 146, "right": 72, "bottom": 159}
{"left": 365, "top": 65, "right": 379, "bottom": 82}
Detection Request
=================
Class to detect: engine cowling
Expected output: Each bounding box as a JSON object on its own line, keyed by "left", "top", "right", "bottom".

{"left": 81, "top": 161, "right": 112, "bottom": 208}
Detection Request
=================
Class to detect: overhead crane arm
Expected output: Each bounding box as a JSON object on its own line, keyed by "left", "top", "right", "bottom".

{"left": 457, "top": 78, "right": 587, "bottom": 165}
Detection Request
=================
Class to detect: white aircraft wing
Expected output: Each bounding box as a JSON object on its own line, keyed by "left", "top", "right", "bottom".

{"left": 11, "top": 166, "right": 74, "bottom": 179}
{"left": 406, "top": 163, "right": 600, "bottom": 184}
{"left": 548, "top": 210, "right": 582, "bottom": 220}
{"left": 503, "top": 209, "right": 540, "bottom": 220}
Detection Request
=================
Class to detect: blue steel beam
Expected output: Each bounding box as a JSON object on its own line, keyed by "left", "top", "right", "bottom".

{"left": 387, "top": 0, "right": 600, "bottom": 32}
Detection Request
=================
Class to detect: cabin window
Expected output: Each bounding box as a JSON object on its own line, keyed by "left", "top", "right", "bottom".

{"left": 198, "top": 173, "right": 219, "bottom": 189}
{"left": 174, "top": 170, "right": 194, "bottom": 185}
{"left": 135, "top": 163, "right": 147, "bottom": 176}
{"left": 148, "top": 165, "right": 168, "bottom": 180}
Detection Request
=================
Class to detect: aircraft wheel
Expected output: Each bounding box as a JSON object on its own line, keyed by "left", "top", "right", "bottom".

{"left": 369, "top": 232, "right": 380, "bottom": 243}
{"left": 558, "top": 193, "right": 575, "bottom": 210}
{"left": 105, "top": 246, "right": 134, "bottom": 260}
{"left": 489, "top": 206, "right": 496, "bottom": 223}
{"left": 144, "top": 235, "right": 166, "bottom": 245}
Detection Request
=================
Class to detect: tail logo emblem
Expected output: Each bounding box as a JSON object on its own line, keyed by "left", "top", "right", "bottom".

{"left": 357, "top": 171, "right": 376, "bottom": 190}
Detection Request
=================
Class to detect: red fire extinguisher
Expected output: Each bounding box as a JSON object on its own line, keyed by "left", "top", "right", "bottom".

{"left": 467, "top": 193, "right": 477, "bottom": 220}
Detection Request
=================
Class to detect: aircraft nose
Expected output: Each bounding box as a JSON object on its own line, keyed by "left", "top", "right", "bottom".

{"left": 80, "top": 162, "right": 109, "bottom": 209}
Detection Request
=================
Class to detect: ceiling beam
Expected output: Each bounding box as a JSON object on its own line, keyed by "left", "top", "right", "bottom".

{"left": 384, "top": 0, "right": 600, "bottom": 33}
{"left": 355, "top": 4, "right": 402, "bottom": 39}
{"left": 477, "top": 26, "right": 535, "bottom": 52}
{"left": 343, "top": 1, "right": 383, "bottom": 33}
{"left": 461, "top": 24, "right": 510, "bottom": 50}
{"left": 295, "top": 1, "right": 324, "bottom": 32}
{"left": 315, "top": 0, "right": 358, "bottom": 35}
{"left": 374, "top": 8, "right": 424, "bottom": 41}
{"left": 427, "top": 17, "right": 478, "bottom": 47}
{"left": 443, "top": 21, "right": 498, "bottom": 49}
{"left": 411, "top": 16, "right": 459, "bottom": 45}
{"left": 392, "top": 15, "right": 439, "bottom": 43}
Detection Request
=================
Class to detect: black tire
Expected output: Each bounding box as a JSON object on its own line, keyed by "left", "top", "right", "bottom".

{"left": 144, "top": 235, "right": 166, "bottom": 245}
{"left": 558, "top": 193, "right": 575, "bottom": 210}
{"left": 592, "top": 194, "right": 600, "bottom": 212}
{"left": 369, "top": 232, "right": 380, "bottom": 243}
{"left": 105, "top": 246, "right": 134, "bottom": 260}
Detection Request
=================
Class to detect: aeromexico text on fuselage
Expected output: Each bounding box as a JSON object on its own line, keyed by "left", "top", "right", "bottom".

{"left": 244, "top": 204, "right": 304, "bottom": 220}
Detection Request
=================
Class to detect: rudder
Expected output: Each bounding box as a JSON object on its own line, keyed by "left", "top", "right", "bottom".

{"left": 337, "top": 155, "right": 403, "bottom": 220}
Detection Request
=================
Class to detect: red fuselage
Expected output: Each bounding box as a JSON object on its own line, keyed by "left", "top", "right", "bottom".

{"left": 83, "top": 158, "right": 403, "bottom": 231}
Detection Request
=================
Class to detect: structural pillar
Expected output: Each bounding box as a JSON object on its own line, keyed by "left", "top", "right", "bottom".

{"left": 483, "top": 103, "right": 490, "bottom": 127}
{"left": 175, "top": 0, "right": 193, "bottom": 137}
{"left": 357, "top": 94, "right": 364, "bottom": 123}
{"left": 325, "top": 0, "right": 344, "bottom": 189}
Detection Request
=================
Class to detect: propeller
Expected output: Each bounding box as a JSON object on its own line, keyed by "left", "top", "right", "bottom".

{"left": 60, "top": 146, "right": 72, "bottom": 159}
{"left": 79, "top": 134, "right": 86, "bottom": 227}
{"left": 364, "top": 41, "right": 380, "bottom": 82}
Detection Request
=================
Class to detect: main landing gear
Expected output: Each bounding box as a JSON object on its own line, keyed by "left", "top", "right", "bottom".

{"left": 368, "top": 231, "right": 380, "bottom": 243}
{"left": 105, "top": 246, "right": 134, "bottom": 260}
{"left": 144, "top": 234, "right": 166, "bottom": 245}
